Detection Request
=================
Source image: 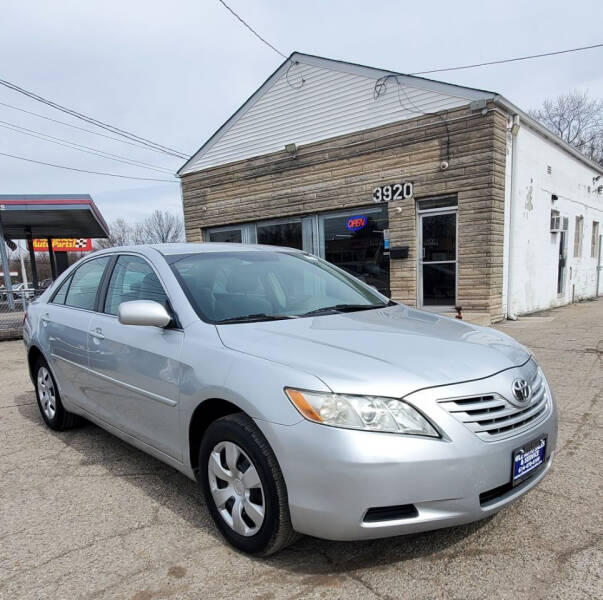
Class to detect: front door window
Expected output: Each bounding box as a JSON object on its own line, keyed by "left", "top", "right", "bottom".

{"left": 420, "top": 211, "right": 457, "bottom": 307}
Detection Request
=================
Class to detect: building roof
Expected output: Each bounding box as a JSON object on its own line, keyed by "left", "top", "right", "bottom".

{"left": 0, "top": 194, "right": 110, "bottom": 239}
{"left": 179, "top": 52, "right": 603, "bottom": 176}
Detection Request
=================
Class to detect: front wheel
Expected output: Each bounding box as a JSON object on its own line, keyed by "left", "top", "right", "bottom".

{"left": 199, "top": 413, "right": 299, "bottom": 555}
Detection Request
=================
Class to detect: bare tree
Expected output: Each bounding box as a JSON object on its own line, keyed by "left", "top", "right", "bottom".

{"left": 94, "top": 211, "right": 184, "bottom": 249}
{"left": 140, "top": 210, "right": 184, "bottom": 244}
{"left": 95, "top": 218, "right": 138, "bottom": 249}
{"left": 529, "top": 90, "right": 603, "bottom": 165}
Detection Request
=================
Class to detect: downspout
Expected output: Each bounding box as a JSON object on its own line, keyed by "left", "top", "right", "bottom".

{"left": 506, "top": 114, "right": 520, "bottom": 320}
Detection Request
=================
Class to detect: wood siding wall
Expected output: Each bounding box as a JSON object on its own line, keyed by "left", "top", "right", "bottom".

{"left": 181, "top": 104, "right": 508, "bottom": 322}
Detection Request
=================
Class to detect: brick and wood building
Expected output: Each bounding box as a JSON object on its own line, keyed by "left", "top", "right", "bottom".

{"left": 178, "top": 53, "right": 603, "bottom": 324}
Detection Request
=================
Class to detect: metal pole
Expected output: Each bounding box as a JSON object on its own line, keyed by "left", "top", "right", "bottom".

{"left": 26, "top": 230, "right": 39, "bottom": 289}
{"left": 19, "top": 242, "right": 28, "bottom": 288}
{"left": 0, "top": 216, "right": 15, "bottom": 310}
{"left": 597, "top": 233, "right": 602, "bottom": 297}
{"left": 47, "top": 237, "right": 57, "bottom": 280}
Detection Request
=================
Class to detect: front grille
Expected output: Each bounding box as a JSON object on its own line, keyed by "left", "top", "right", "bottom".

{"left": 438, "top": 368, "right": 550, "bottom": 441}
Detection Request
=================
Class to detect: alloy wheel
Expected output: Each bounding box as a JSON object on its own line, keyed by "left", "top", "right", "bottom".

{"left": 207, "top": 441, "right": 265, "bottom": 536}
{"left": 37, "top": 366, "right": 56, "bottom": 420}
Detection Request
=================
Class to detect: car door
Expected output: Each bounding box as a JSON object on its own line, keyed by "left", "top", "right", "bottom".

{"left": 40, "top": 256, "right": 112, "bottom": 408}
{"left": 86, "top": 254, "right": 184, "bottom": 461}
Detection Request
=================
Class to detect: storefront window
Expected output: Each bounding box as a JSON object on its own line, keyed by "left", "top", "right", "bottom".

{"left": 257, "top": 221, "right": 303, "bottom": 250}
{"left": 320, "top": 206, "right": 390, "bottom": 296}
{"left": 208, "top": 229, "right": 242, "bottom": 243}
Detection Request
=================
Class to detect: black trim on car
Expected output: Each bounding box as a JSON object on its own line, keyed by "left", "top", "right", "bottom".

{"left": 96, "top": 254, "right": 118, "bottom": 312}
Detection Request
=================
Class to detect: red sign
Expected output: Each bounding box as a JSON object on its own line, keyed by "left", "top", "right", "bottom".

{"left": 32, "top": 238, "right": 93, "bottom": 252}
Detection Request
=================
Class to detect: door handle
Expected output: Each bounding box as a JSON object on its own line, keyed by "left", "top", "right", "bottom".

{"left": 41, "top": 313, "right": 50, "bottom": 325}
{"left": 89, "top": 328, "right": 105, "bottom": 340}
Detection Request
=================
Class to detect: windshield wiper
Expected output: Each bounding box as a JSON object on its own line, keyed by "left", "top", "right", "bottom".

{"left": 302, "top": 303, "right": 389, "bottom": 317}
{"left": 216, "top": 313, "right": 298, "bottom": 324}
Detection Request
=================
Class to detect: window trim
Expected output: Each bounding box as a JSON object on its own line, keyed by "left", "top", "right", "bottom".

{"left": 96, "top": 254, "right": 118, "bottom": 312}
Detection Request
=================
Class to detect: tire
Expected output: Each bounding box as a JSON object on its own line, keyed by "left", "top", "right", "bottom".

{"left": 34, "top": 357, "right": 81, "bottom": 430}
{"left": 199, "top": 413, "right": 300, "bottom": 556}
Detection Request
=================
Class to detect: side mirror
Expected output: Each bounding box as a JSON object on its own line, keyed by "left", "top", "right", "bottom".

{"left": 118, "top": 300, "right": 171, "bottom": 328}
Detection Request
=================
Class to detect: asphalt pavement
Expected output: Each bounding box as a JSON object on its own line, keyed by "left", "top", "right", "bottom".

{"left": 0, "top": 299, "right": 601, "bottom": 600}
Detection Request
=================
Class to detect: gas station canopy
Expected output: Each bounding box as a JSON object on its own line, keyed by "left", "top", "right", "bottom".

{"left": 0, "top": 194, "right": 110, "bottom": 296}
{"left": 0, "top": 194, "right": 109, "bottom": 239}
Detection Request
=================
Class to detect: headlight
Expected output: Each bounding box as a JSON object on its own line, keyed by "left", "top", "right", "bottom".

{"left": 285, "top": 388, "right": 439, "bottom": 437}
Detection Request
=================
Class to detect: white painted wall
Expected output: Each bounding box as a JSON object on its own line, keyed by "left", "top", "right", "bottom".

{"left": 506, "top": 123, "right": 603, "bottom": 316}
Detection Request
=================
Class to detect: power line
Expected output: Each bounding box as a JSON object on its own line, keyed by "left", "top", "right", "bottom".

{"left": 0, "top": 119, "right": 175, "bottom": 174}
{"left": 0, "top": 100, "right": 182, "bottom": 158}
{"left": 0, "top": 150, "right": 178, "bottom": 183}
{"left": 0, "top": 77, "right": 189, "bottom": 159}
{"left": 410, "top": 42, "right": 603, "bottom": 75}
{"left": 217, "top": 0, "right": 287, "bottom": 59}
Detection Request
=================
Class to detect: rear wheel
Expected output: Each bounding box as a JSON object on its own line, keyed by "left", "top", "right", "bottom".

{"left": 35, "top": 358, "right": 81, "bottom": 430}
{"left": 199, "top": 413, "right": 299, "bottom": 555}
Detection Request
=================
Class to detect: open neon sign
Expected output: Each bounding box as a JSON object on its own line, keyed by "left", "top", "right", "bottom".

{"left": 346, "top": 215, "right": 367, "bottom": 231}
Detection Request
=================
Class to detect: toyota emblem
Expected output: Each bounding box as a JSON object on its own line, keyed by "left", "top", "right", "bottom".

{"left": 511, "top": 379, "right": 532, "bottom": 406}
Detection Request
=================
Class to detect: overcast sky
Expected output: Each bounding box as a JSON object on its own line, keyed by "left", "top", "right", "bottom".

{"left": 1, "top": 0, "right": 601, "bottom": 228}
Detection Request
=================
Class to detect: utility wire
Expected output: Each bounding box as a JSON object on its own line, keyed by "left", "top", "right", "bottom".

{"left": 0, "top": 100, "right": 182, "bottom": 158}
{"left": 0, "top": 150, "right": 178, "bottom": 183}
{"left": 0, "top": 77, "right": 189, "bottom": 159}
{"left": 217, "top": 0, "right": 287, "bottom": 59}
{"left": 0, "top": 119, "right": 175, "bottom": 174}
{"left": 410, "top": 42, "right": 603, "bottom": 75}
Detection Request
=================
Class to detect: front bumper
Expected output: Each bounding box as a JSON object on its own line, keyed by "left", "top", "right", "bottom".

{"left": 254, "top": 364, "right": 558, "bottom": 541}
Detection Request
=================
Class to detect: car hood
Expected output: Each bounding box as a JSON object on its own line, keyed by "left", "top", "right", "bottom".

{"left": 216, "top": 305, "right": 531, "bottom": 398}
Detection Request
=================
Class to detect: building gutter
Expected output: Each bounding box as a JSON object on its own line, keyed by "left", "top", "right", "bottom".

{"left": 506, "top": 115, "right": 520, "bottom": 320}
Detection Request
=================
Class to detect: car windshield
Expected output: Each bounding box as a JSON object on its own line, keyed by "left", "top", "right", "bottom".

{"left": 169, "top": 250, "right": 391, "bottom": 323}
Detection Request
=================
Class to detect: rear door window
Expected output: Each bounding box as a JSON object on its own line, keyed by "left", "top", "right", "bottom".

{"left": 104, "top": 255, "right": 167, "bottom": 315}
{"left": 64, "top": 257, "right": 111, "bottom": 310}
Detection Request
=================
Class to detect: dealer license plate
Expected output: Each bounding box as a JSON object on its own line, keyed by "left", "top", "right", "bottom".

{"left": 512, "top": 436, "right": 547, "bottom": 485}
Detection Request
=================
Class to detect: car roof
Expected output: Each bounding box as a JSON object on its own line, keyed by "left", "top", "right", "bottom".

{"left": 93, "top": 242, "right": 305, "bottom": 257}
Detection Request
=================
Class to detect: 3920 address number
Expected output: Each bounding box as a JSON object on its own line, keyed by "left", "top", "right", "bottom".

{"left": 373, "top": 182, "right": 413, "bottom": 203}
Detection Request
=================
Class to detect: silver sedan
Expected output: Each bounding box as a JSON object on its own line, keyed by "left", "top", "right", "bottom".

{"left": 23, "top": 243, "right": 557, "bottom": 555}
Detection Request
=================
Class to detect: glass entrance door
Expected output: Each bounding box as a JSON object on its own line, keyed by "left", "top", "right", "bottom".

{"left": 419, "top": 210, "right": 457, "bottom": 307}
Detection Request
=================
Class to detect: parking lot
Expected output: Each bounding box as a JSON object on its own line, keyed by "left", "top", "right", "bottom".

{"left": 1, "top": 299, "right": 601, "bottom": 600}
